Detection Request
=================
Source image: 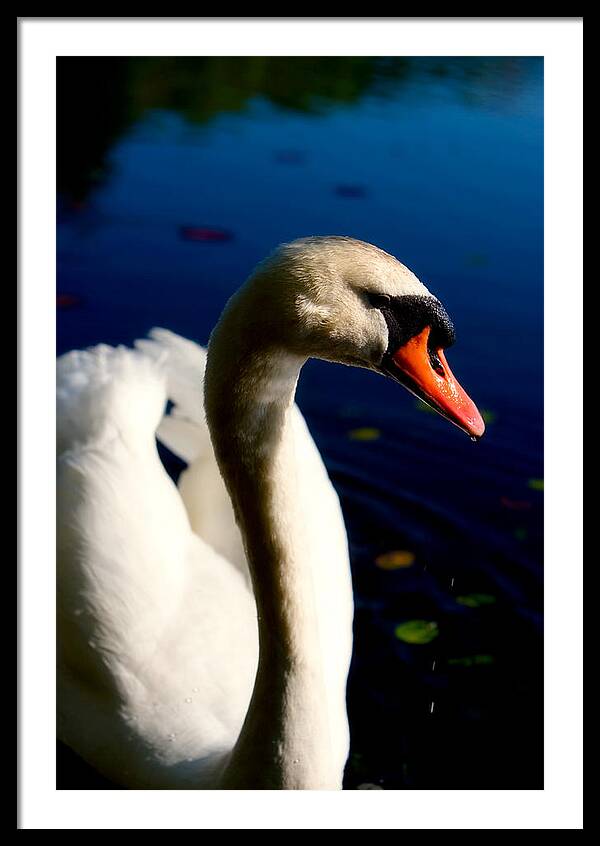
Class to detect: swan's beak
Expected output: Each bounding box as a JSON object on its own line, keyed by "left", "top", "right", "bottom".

{"left": 383, "top": 326, "right": 485, "bottom": 439}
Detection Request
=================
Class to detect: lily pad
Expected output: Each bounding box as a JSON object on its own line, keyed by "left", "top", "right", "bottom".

{"left": 335, "top": 184, "right": 367, "bottom": 198}
{"left": 394, "top": 620, "right": 439, "bottom": 644}
{"left": 514, "top": 528, "right": 528, "bottom": 541}
{"left": 448, "top": 654, "right": 495, "bottom": 668}
{"left": 464, "top": 252, "right": 489, "bottom": 268}
{"left": 348, "top": 427, "right": 380, "bottom": 441}
{"left": 274, "top": 149, "right": 306, "bottom": 165}
{"left": 500, "top": 497, "right": 531, "bottom": 511}
{"left": 179, "top": 225, "right": 233, "bottom": 242}
{"left": 57, "top": 293, "right": 82, "bottom": 309}
{"left": 456, "top": 593, "right": 496, "bottom": 608}
{"left": 375, "top": 550, "right": 416, "bottom": 570}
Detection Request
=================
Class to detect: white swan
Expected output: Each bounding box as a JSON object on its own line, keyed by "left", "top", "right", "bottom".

{"left": 57, "top": 236, "right": 484, "bottom": 789}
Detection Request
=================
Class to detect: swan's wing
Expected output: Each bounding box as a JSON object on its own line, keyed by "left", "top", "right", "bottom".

{"left": 136, "top": 329, "right": 249, "bottom": 580}
{"left": 57, "top": 343, "right": 257, "bottom": 787}
{"left": 134, "top": 328, "right": 209, "bottom": 463}
{"left": 57, "top": 343, "right": 167, "bottom": 456}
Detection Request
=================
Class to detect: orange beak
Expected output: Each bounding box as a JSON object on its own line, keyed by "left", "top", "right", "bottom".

{"left": 389, "top": 326, "right": 485, "bottom": 439}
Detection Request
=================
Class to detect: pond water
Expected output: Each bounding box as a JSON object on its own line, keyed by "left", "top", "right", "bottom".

{"left": 57, "top": 57, "right": 543, "bottom": 789}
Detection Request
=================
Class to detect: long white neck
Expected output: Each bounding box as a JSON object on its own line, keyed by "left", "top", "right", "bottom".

{"left": 204, "top": 296, "right": 343, "bottom": 789}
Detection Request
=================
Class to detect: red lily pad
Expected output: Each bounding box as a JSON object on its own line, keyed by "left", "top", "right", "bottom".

{"left": 179, "top": 226, "right": 233, "bottom": 243}
{"left": 500, "top": 497, "right": 532, "bottom": 511}
{"left": 57, "top": 293, "right": 82, "bottom": 309}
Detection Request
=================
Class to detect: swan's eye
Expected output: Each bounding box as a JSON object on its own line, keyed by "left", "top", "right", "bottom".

{"left": 429, "top": 349, "right": 445, "bottom": 376}
{"left": 368, "top": 293, "right": 391, "bottom": 309}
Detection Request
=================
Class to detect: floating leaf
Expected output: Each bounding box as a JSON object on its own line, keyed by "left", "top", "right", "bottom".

{"left": 338, "top": 403, "right": 365, "bottom": 419}
{"left": 456, "top": 593, "right": 496, "bottom": 608}
{"left": 500, "top": 496, "right": 532, "bottom": 511}
{"left": 514, "top": 528, "right": 528, "bottom": 541}
{"left": 179, "top": 226, "right": 233, "bottom": 242}
{"left": 464, "top": 252, "right": 489, "bottom": 268}
{"left": 274, "top": 149, "right": 306, "bottom": 165}
{"left": 335, "top": 184, "right": 367, "bottom": 198}
{"left": 349, "top": 752, "right": 364, "bottom": 767}
{"left": 448, "top": 654, "right": 495, "bottom": 668}
{"left": 375, "top": 550, "right": 416, "bottom": 570}
{"left": 528, "top": 478, "right": 544, "bottom": 491}
{"left": 394, "top": 620, "right": 439, "bottom": 644}
{"left": 348, "top": 427, "right": 380, "bottom": 441}
{"left": 57, "top": 293, "right": 82, "bottom": 309}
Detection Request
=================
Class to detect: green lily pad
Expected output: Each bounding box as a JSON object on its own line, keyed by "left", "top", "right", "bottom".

{"left": 394, "top": 620, "right": 439, "bottom": 644}
{"left": 464, "top": 252, "right": 489, "bottom": 268}
{"left": 528, "top": 478, "right": 544, "bottom": 491}
{"left": 448, "top": 654, "right": 495, "bottom": 668}
{"left": 514, "top": 528, "right": 528, "bottom": 541}
{"left": 348, "top": 427, "right": 381, "bottom": 441}
{"left": 456, "top": 593, "right": 496, "bottom": 608}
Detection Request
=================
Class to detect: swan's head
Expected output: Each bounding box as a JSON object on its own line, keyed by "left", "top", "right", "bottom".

{"left": 227, "top": 236, "right": 485, "bottom": 439}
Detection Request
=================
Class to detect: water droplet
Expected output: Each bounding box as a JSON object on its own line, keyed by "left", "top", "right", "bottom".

{"left": 430, "top": 701, "right": 435, "bottom": 714}
{"left": 74, "top": 609, "right": 83, "bottom": 616}
{"left": 470, "top": 436, "right": 477, "bottom": 442}
{"left": 168, "top": 732, "right": 176, "bottom": 741}
{"left": 431, "top": 660, "right": 436, "bottom": 672}
{"left": 192, "top": 687, "right": 199, "bottom": 693}
{"left": 184, "top": 697, "right": 192, "bottom": 703}
{"left": 292, "top": 758, "right": 299, "bottom": 764}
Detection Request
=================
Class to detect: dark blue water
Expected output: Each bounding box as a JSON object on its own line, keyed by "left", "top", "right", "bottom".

{"left": 57, "top": 57, "right": 543, "bottom": 789}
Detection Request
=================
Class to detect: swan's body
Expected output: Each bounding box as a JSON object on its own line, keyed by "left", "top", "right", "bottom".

{"left": 57, "top": 237, "right": 484, "bottom": 789}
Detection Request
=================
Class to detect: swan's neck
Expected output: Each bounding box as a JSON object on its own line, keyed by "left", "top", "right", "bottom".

{"left": 205, "top": 313, "right": 340, "bottom": 789}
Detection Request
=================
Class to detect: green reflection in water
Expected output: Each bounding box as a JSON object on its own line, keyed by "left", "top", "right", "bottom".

{"left": 57, "top": 56, "right": 537, "bottom": 200}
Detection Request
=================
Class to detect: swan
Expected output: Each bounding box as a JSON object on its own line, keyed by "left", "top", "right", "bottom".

{"left": 57, "top": 236, "right": 484, "bottom": 789}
